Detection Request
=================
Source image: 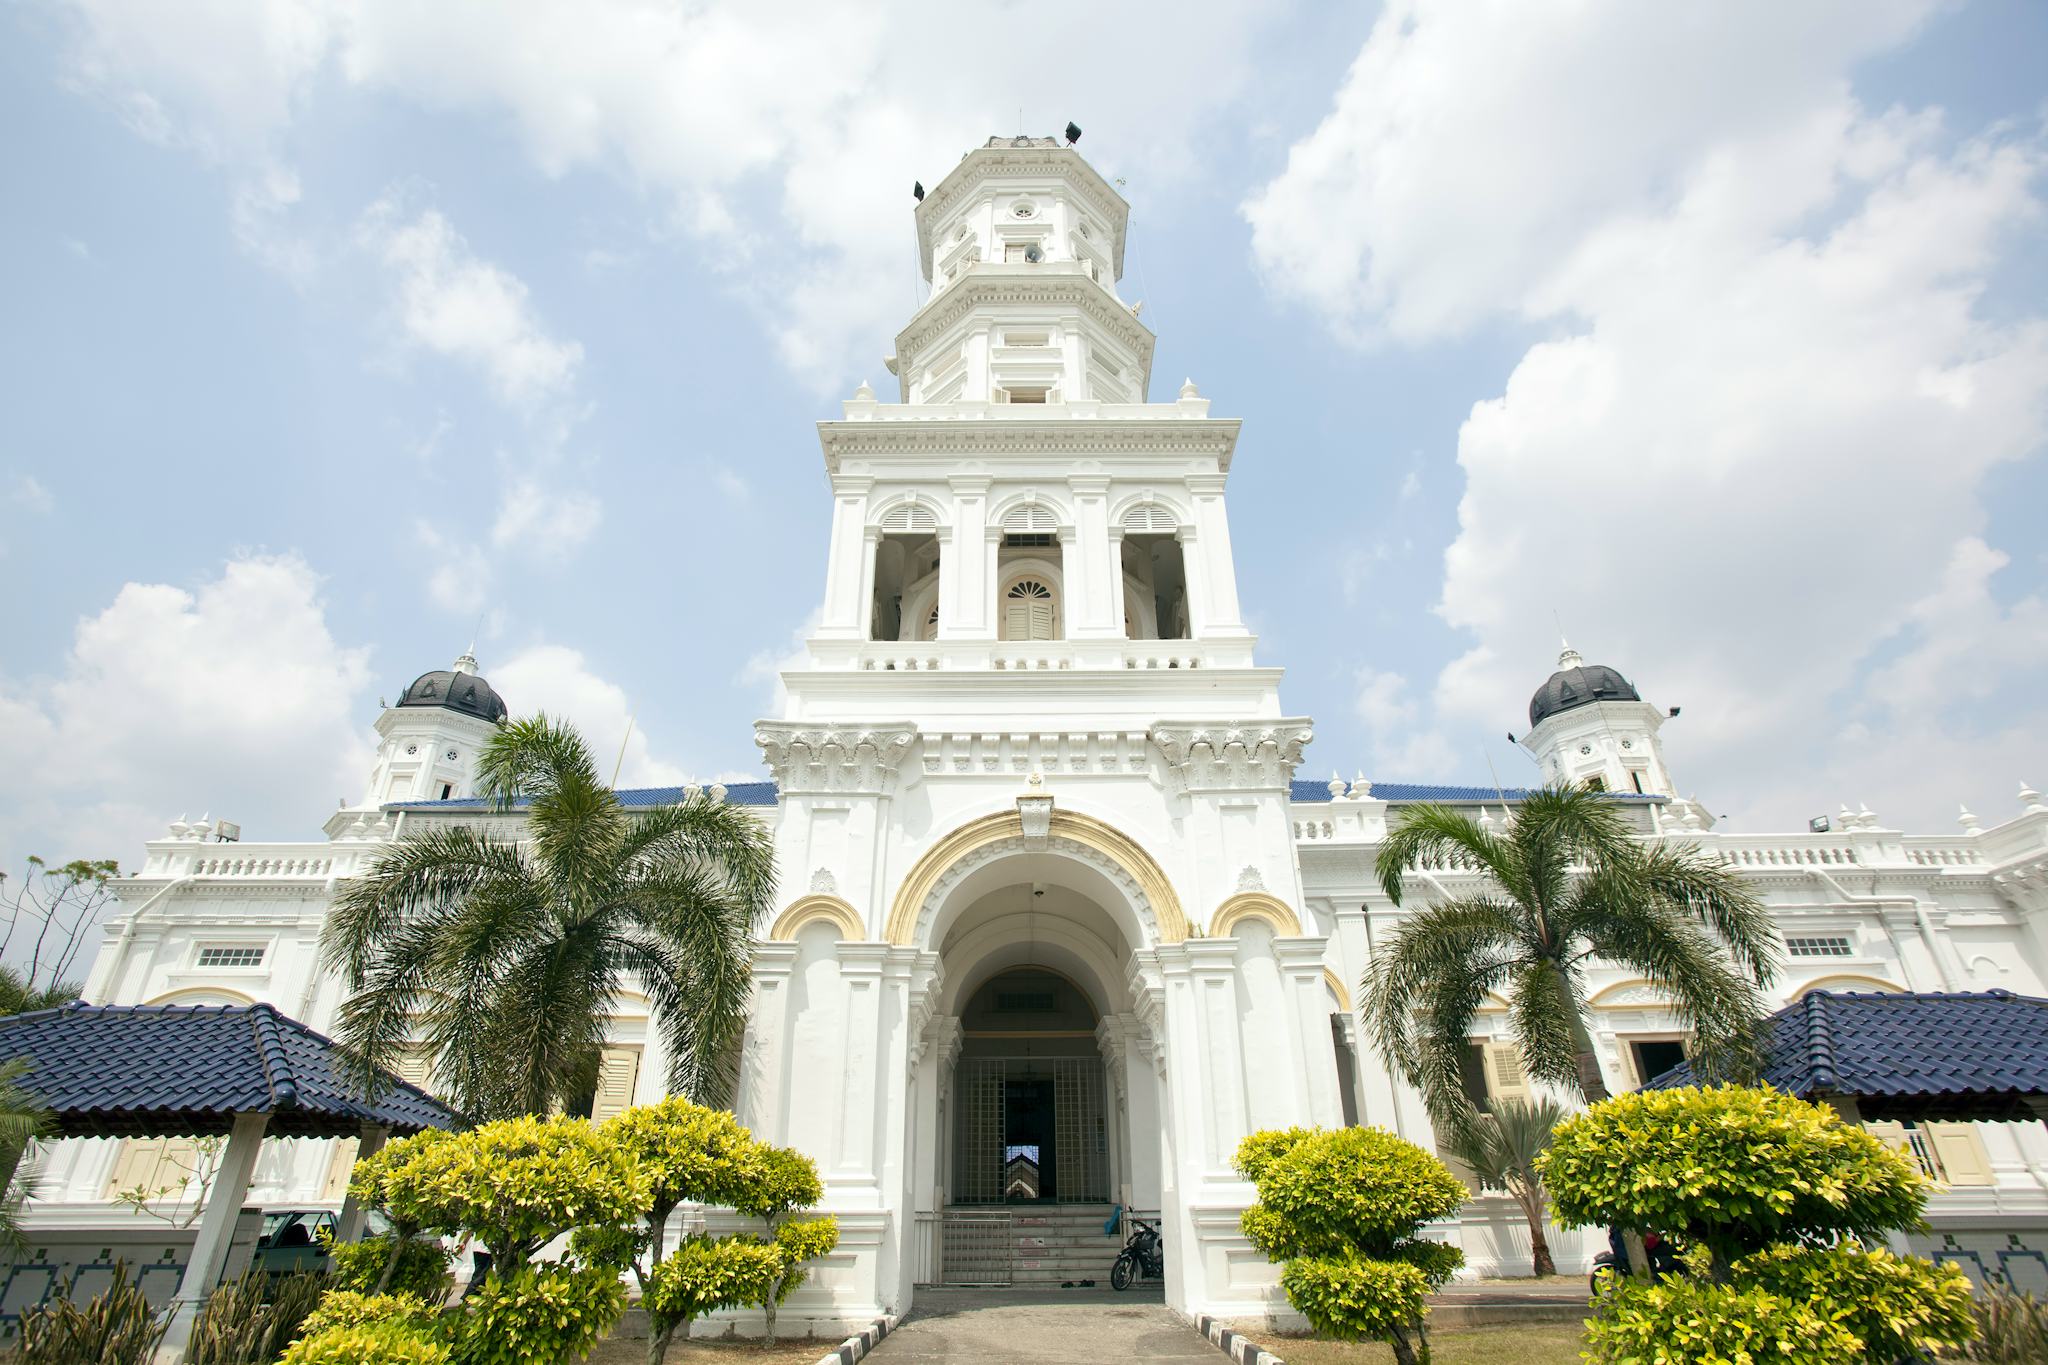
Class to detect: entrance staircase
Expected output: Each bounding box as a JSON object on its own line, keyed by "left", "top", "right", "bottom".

{"left": 944, "top": 1204, "right": 1124, "bottom": 1286}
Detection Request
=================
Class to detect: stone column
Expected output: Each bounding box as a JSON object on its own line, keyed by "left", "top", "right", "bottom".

{"left": 834, "top": 943, "right": 889, "bottom": 1199}
{"left": 1187, "top": 474, "right": 1247, "bottom": 636}
{"left": 1107, "top": 528, "right": 1129, "bottom": 638}
{"left": 159, "top": 1111, "right": 268, "bottom": 1363}
{"left": 737, "top": 943, "right": 799, "bottom": 1145}
{"left": 1274, "top": 937, "right": 1345, "bottom": 1128}
{"left": 947, "top": 477, "right": 992, "bottom": 637}
{"left": 818, "top": 479, "right": 874, "bottom": 639}
{"left": 1068, "top": 475, "right": 1115, "bottom": 638}
{"left": 333, "top": 1123, "right": 388, "bottom": 1242}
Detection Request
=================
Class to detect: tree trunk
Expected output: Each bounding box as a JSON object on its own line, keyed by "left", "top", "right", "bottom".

{"left": 1565, "top": 1008, "right": 1610, "bottom": 1106}
{"left": 648, "top": 1321, "right": 677, "bottom": 1365}
{"left": 1522, "top": 1203, "right": 1556, "bottom": 1278}
{"left": 373, "top": 1236, "right": 403, "bottom": 1293}
{"left": 762, "top": 1278, "right": 778, "bottom": 1345}
{"left": 1386, "top": 1324, "right": 1419, "bottom": 1365}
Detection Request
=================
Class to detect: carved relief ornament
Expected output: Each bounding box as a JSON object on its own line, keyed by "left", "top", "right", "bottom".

{"left": 1149, "top": 720, "right": 1315, "bottom": 792}
{"left": 753, "top": 722, "right": 919, "bottom": 796}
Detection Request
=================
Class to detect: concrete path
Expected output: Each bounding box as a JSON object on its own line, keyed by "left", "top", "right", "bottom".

{"left": 866, "top": 1287, "right": 1220, "bottom": 1362}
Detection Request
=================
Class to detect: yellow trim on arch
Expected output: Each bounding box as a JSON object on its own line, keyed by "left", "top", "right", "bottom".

{"left": 883, "top": 808, "right": 1188, "bottom": 946}
{"left": 1797, "top": 974, "right": 1906, "bottom": 996}
{"left": 767, "top": 895, "right": 866, "bottom": 942}
{"left": 1586, "top": 978, "right": 1669, "bottom": 1009}
{"left": 145, "top": 986, "right": 256, "bottom": 1006}
{"left": 1211, "top": 892, "right": 1304, "bottom": 938}
{"left": 1322, "top": 967, "right": 1353, "bottom": 1012}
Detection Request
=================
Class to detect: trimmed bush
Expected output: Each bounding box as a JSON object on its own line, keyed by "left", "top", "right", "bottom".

{"left": 378, "top": 1115, "right": 651, "bottom": 1271}
{"left": 323, "top": 1230, "right": 453, "bottom": 1300}
{"left": 280, "top": 1320, "right": 450, "bottom": 1365}
{"left": 1583, "top": 1277, "right": 1858, "bottom": 1363}
{"left": 1734, "top": 1242, "right": 1976, "bottom": 1362}
{"left": 642, "top": 1234, "right": 784, "bottom": 1363}
{"left": 1235, "top": 1126, "right": 1465, "bottom": 1365}
{"left": 1539, "top": 1084, "right": 1925, "bottom": 1265}
{"left": 300, "top": 1289, "right": 438, "bottom": 1336}
{"left": 735, "top": 1142, "right": 838, "bottom": 1344}
{"left": 451, "top": 1263, "right": 627, "bottom": 1365}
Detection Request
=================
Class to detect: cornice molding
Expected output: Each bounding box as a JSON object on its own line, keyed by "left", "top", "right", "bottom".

{"left": 754, "top": 722, "right": 919, "bottom": 796}
{"left": 894, "top": 274, "right": 1154, "bottom": 374}
{"left": 818, "top": 419, "right": 1241, "bottom": 473}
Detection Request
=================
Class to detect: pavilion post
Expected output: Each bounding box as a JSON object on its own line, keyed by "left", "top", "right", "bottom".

{"left": 335, "top": 1121, "right": 389, "bottom": 1242}
{"left": 156, "top": 1110, "right": 269, "bottom": 1364}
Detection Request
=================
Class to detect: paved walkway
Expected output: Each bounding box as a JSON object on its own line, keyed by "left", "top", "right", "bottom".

{"left": 866, "top": 1287, "right": 1219, "bottom": 1362}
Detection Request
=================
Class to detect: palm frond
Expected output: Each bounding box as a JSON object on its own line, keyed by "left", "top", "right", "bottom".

{"left": 473, "top": 713, "right": 604, "bottom": 810}
{"left": 1631, "top": 840, "right": 1781, "bottom": 986}
{"left": 322, "top": 825, "right": 523, "bottom": 983}
{"left": 1373, "top": 804, "right": 1518, "bottom": 906}
{"left": 1572, "top": 899, "right": 1768, "bottom": 1081}
{"left": 1506, "top": 959, "right": 1582, "bottom": 1089}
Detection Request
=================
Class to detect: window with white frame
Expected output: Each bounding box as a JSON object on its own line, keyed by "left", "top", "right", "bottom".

{"left": 1002, "top": 578, "right": 1058, "bottom": 641}
{"left": 1785, "top": 935, "right": 1854, "bottom": 958}
{"left": 195, "top": 943, "right": 267, "bottom": 969}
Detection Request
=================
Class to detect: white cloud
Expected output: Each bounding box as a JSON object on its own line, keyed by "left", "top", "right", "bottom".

{"left": 51, "top": 0, "right": 1286, "bottom": 388}
{"left": 412, "top": 520, "right": 492, "bottom": 615}
{"left": 231, "top": 161, "right": 316, "bottom": 283}
{"left": 1252, "top": 1, "right": 2048, "bottom": 829}
{"left": 358, "top": 194, "right": 583, "bottom": 408}
{"left": 11, "top": 475, "right": 54, "bottom": 516}
{"left": 490, "top": 644, "right": 684, "bottom": 788}
{"left": 0, "top": 554, "right": 373, "bottom": 863}
{"left": 1354, "top": 665, "right": 1459, "bottom": 778}
{"left": 710, "top": 465, "right": 749, "bottom": 504}
{"left": 490, "top": 478, "right": 602, "bottom": 561}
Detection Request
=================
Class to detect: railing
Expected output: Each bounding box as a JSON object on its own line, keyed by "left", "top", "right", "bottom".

{"left": 189, "top": 854, "right": 335, "bottom": 878}
{"left": 992, "top": 651, "right": 1072, "bottom": 671}
{"left": 1122, "top": 651, "right": 1203, "bottom": 670}
{"left": 860, "top": 653, "right": 943, "bottom": 672}
{"left": 1710, "top": 843, "right": 1861, "bottom": 868}
{"left": 911, "top": 1212, "right": 943, "bottom": 1287}
{"left": 1901, "top": 840, "right": 1985, "bottom": 867}
{"left": 938, "top": 1210, "right": 1012, "bottom": 1286}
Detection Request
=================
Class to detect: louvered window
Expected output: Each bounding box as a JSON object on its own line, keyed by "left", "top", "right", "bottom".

{"left": 1121, "top": 505, "right": 1178, "bottom": 533}
{"left": 196, "top": 944, "right": 266, "bottom": 969}
{"left": 1002, "top": 579, "right": 1057, "bottom": 641}
{"left": 1003, "top": 504, "right": 1058, "bottom": 534}
{"left": 878, "top": 503, "right": 936, "bottom": 533}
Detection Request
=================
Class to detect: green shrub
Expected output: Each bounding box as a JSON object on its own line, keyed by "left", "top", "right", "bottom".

{"left": 642, "top": 1234, "right": 783, "bottom": 1361}
{"left": 323, "top": 1231, "right": 453, "bottom": 1300}
{"left": 1235, "top": 1126, "right": 1465, "bottom": 1365}
{"left": 191, "top": 1269, "right": 325, "bottom": 1365}
{"left": 1734, "top": 1242, "right": 1976, "bottom": 1360}
{"left": 1960, "top": 1281, "right": 2048, "bottom": 1362}
{"left": 736, "top": 1143, "right": 837, "bottom": 1343}
{"left": 15, "top": 1261, "right": 166, "bottom": 1365}
{"left": 451, "top": 1264, "right": 626, "bottom": 1365}
{"left": 280, "top": 1320, "right": 450, "bottom": 1365}
{"left": 1539, "top": 1084, "right": 1926, "bottom": 1265}
{"left": 378, "top": 1115, "right": 651, "bottom": 1271}
{"left": 1583, "top": 1276, "right": 1858, "bottom": 1363}
{"left": 300, "top": 1289, "right": 437, "bottom": 1336}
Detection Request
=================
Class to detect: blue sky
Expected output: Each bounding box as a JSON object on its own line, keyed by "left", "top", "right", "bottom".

{"left": 3, "top": 0, "right": 2045, "bottom": 873}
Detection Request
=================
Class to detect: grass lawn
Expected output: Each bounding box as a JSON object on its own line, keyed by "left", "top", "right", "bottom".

{"left": 1250, "top": 1321, "right": 1587, "bottom": 1363}
{"left": 586, "top": 1336, "right": 831, "bottom": 1363}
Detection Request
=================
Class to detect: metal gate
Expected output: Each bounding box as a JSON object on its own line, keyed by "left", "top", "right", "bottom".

{"left": 938, "top": 1210, "right": 1012, "bottom": 1286}
{"left": 952, "top": 1057, "right": 1108, "bottom": 1205}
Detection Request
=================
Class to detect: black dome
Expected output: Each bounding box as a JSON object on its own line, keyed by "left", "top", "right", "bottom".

{"left": 397, "top": 654, "right": 507, "bottom": 724}
{"left": 1529, "top": 649, "right": 1639, "bottom": 727}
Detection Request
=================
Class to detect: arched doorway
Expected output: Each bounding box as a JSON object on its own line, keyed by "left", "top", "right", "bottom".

{"left": 951, "top": 966, "right": 1109, "bottom": 1205}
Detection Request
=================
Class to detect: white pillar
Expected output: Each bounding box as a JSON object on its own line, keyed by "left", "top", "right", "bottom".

{"left": 1068, "top": 476, "right": 1115, "bottom": 638}
{"left": 818, "top": 480, "right": 874, "bottom": 639}
{"left": 333, "top": 1122, "right": 388, "bottom": 1243}
{"left": 834, "top": 944, "right": 888, "bottom": 1196}
{"left": 1275, "top": 937, "right": 1345, "bottom": 1128}
{"left": 947, "top": 477, "right": 992, "bottom": 637}
{"left": 1187, "top": 475, "right": 1247, "bottom": 636}
{"left": 736, "top": 944, "right": 798, "bottom": 1145}
{"left": 157, "top": 1111, "right": 268, "bottom": 1364}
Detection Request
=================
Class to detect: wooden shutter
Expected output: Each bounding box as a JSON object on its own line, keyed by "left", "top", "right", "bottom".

{"left": 1925, "top": 1123, "right": 1995, "bottom": 1187}
{"left": 105, "top": 1138, "right": 206, "bottom": 1199}
{"left": 1863, "top": 1121, "right": 1915, "bottom": 1167}
{"left": 1483, "top": 1044, "right": 1533, "bottom": 1103}
{"left": 588, "top": 1046, "right": 642, "bottom": 1123}
{"left": 392, "top": 1047, "right": 435, "bottom": 1095}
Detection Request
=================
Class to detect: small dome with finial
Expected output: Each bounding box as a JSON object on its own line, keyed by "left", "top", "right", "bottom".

{"left": 396, "top": 652, "right": 508, "bottom": 724}
{"left": 1528, "top": 645, "right": 1641, "bottom": 727}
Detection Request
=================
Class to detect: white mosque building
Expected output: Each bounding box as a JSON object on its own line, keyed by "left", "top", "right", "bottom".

{"left": 48, "top": 136, "right": 2048, "bottom": 1327}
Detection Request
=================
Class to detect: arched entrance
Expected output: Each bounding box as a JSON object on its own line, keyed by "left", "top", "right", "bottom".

{"left": 951, "top": 966, "right": 1109, "bottom": 1205}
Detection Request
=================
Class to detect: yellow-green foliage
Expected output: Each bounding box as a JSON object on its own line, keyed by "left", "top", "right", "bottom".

{"left": 768, "top": 1217, "right": 840, "bottom": 1303}
{"left": 1735, "top": 1242, "right": 1977, "bottom": 1360}
{"left": 299, "top": 1290, "right": 436, "bottom": 1337}
{"left": 347, "top": 1130, "right": 453, "bottom": 1227}
{"left": 604, "top": 1098, "right": 759, "bottom": 1218}
{"left": 379, "top": 1115, "right": 652, "bottom": 1268}
{"left": 279, "top": 1321, "right": 449, "bottom": 1365}
{"left": 1279, "top": 1256, "right": 1428, "bottom": 1344}
{"left": 1538, "top": 1085, "right": 1926, "bottom": 1263}
{"left": 1583, "top": 1277, "right": 1859, "bottom": 1363}
{"left": 452, "top": 1265, "right": 626, "bottom": 1365}
{"left": 643, "top": 1234, "right": 784, "bottom": 1335}
{"left": 1234, "top": 1127, "right": 1465, "bottom": 1351}
{"left": 321, "top": 1231, "right": 453, "bottom": 1299}
{"left": 733, "top": 1142, "right": 824, "bottom": 1221}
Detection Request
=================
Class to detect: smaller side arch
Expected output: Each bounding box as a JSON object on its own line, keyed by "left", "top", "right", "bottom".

{"left": 1586, "top": 978, "right": 1671, "bottom": 1009}
{"left": 767, "top": 895, "right": 866, "bottom": 942}
{"left": 1110, "top": 492, "right": 1191, "bottom": 532}
{"left": 145, "top": 986, "right": 257, "bottom": 1006}
{"left": 989, "top": 489, "right": 1073, "bottom": 531}
{"left": 1322, "top": 967, "right": 1353, "bottom": 1012}
{"left": 1212, "top": 892, "right": 1303, "bottom": 938}
{"left": 1797, "top": 974, "right": 1906, "bottom": 995}
{"left": 872, "top": 494, "right": 945, "bottom": 533}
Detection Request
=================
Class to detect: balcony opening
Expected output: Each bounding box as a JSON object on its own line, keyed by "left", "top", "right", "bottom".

{"left": 1120, "top": 530, "right": 1188, "bottom": 640}
{"left": 998, "top": 504, "right": 1062, "bottom": 642}
{"left": 871, "top": 528, "right": 941, "bottom": 642}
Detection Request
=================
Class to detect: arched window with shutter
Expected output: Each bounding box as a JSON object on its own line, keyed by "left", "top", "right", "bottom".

{"left": 1002, "top": 578, "right": 1058, "bottom": 641}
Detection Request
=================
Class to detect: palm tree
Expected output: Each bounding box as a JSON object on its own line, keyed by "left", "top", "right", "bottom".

{"left": 1447, "top": 1097, "right": 1565, "bottom": 1277}
{"left": 0, "top": 966, "right": 78, "bottom": 1016}
{"left": 0, "top": 1057, "right": 53, "bottom": 1257}
{"left": 1365, "top": 785, "right": 1777, "bottom": 1137}
{"left": 323, "top": 715, "right": 776, "bottom": 1119}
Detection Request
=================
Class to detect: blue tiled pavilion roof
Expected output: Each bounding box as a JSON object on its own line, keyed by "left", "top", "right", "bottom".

{"left": 1286, "top": 779, "right": 1663, "bottom": 804}
{"left": 0, "top": 1002, "right": 464, "bottom": 1139}
{"left": 388, "top": 781, "right": 778, "bottom": 812}
{"left": 1646, "top": 989, "right": 2048, "bottom": 1122}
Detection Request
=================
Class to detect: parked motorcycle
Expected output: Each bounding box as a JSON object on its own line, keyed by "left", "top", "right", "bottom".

{"left": 1110, "top": 1217, "right": 1164, "bottom": 1291}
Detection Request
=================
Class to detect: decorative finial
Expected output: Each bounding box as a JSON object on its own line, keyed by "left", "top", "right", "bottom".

{"left": 453, "top": 651, "right": 479, "bottom": 675}
{"left": 1352, "top": 771, "right": 1371, "bottom": 800}
{"left": 1327, "top": 771, "right": 1345, "bottom": 799}
{"left": 853, "top": 378, "right": 875, "bottom": 401}
{"left": 1557, "top": 644, "right": 1583, "bottom": 670}
{"left": 1958, "top": 804, "right": 1982, "bottom": 834}
{"left": 1179, "top": 377, "right": 1200, "bottom": 400}
{"left": 2022, "top": 781, "right": 2046, "bottom": 813}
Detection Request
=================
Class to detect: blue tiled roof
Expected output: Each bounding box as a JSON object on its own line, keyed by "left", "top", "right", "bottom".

{"left": 1287, "top": 779, "right": 1664, "bottom": 804}
{"left": 0, "top": 1003, "right": 464, "bottom": 1139}
{"left": 1647, "top": 989, "right": 2048, "bottom": 1122}
{"left": 390, "top": 781, "right": 779, "bottom": 812}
